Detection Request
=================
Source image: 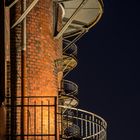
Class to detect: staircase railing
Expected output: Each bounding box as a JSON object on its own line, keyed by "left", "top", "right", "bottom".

{"left": 59, "top": 105, "right": 107, "bottom": 140}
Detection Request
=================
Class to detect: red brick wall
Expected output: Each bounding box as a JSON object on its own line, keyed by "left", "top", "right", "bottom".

{"left": 9, "top": 0, "right": 62, "bottom": 139}
{"left": 26, "top": 0, "right": 62, "bottom": 97}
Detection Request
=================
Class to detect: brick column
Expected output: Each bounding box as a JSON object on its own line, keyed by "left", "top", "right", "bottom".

{"left": 9, "top": 0, "right": 63, "bottom": 139}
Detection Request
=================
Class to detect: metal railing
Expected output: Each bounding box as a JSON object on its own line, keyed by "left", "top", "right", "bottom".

{"left": 63, "top": 39, "right": 77, "bottom": 58}
{"left": 59, "top": 95, "right": 79, "bottom": 108}
{"left": 63, "top": 40, "right": 78, "bottom": 77}
{"left": 63, "top": 80, "right": 78, "bottom": 96}
{"left": 59, "top": 80, "right": 79, "bottom": 108}
{"left": 54, "top": 0, "right": 104, "bottom": 41}
{"left": 59, "top": 105, "right": 107, "bottom": 140}
{"left": 60, "top": 40, "right": 79, "bottom": 108}
{"left": 60, "top": 36, "right": 107, "bottom": 139}
{"left": 59, "top": 39, "right": 79, "bottom": 127}
{"left": 6, "top": 96, "right": 57, "bottom": 140}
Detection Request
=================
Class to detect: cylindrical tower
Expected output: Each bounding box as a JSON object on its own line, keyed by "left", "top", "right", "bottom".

{"left": 5, "top": 0, "right": 63, "bottom": 139}
{"left": 0, "top": 0, "right": 107, "bottom": 140}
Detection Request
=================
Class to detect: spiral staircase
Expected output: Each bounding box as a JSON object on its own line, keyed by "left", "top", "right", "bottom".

{"left": 57, "top": 0, "right": 107, "bottom": 139}
{"left": 1, "top": 0, "right": 107, "bottom": 139}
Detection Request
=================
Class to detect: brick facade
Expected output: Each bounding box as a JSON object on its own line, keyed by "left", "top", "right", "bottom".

{"left": 8, "top": 0, "right": 62, "bottom": 139}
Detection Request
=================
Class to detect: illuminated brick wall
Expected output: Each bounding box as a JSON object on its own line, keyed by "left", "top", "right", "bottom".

{"left": 9, "top": 0, "right": 62, "bottom": 139}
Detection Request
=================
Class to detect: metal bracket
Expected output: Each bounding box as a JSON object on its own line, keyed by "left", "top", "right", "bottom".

{"left": 11, "top": 0, "right": 39, "bottom": 29}
{"left": 8, "top": 0, "right": 19, "bottom": 8}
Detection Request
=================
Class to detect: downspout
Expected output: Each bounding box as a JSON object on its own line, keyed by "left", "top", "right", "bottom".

{"left": 21, "top": 0, "right": 26, "bottom": 139}
{"left": 0, "top": 0, "right": 5, "bottom": 107}
{"left": 0, "top": 1, "right": 7, "bottom": 139}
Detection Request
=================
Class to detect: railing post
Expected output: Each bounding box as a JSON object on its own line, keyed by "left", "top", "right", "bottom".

{"left": 48, "top": 100, "right": 50, "bottom": 140}
{"left": 92, "top": 115, "right": 95, "bottom": 139}
{"left": 54, "top": 97, "right": 57, "bottom": 140}
{"left": 34, "top": 101, "right": 36, "bottom": 140}
{"left": 89, "top": 116, "right": 92, "bottom": 137}
{"left": 85, "top": 115, "right": 88, "bottom": 139}
{"left": 80, "top": 114, "right": 83, "bottom": 137}
{"left": 41, "top": 101, "right": 43, "bottom": 140}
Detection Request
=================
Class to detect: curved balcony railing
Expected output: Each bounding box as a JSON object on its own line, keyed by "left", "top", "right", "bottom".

{"left": 55, "top": 0, "right": 104, "bottom": 41}
{"left": 59, "top": 105, "right": 107, "bottom": 140}
{"left": 63, "top": 80, "right": 78, "bottom": 96}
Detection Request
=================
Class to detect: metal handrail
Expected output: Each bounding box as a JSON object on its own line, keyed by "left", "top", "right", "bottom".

{"left": 63, "top": 39, "right": 77, "bottom": 56}
{"left": 59, "top": 105, "right": 107, "bottom": 140}
{"left": 55, "top": 0, "right": 104, "bottom": 40}
{"left": 62, "top": 40, "right": 78, "bottom": 77}
{"left": 59, "top": 95, "right": 79, "bottom": 108}
{"left": 62, "top": 79, "right": 78, "bottom": 96}
{"left": 63, "top": 54, "right": 77, "bottom": 77}
{"left": 5, "top": 96, "right": 58, "bottom": 139}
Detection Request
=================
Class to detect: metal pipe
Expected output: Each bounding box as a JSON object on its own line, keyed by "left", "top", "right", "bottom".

{"left": 0, "top": 0, "right": 5, "bottom": 108}
{"left": 21, "top": 0, "right": 26, "bottom": 139}
{"left": 9, "top": 0, "right": 19, "bottom": 8}
{"left": 63, "top": 30, "right": 86, "bottom": 52}
{"left": 85, "top": 115, "right": 88, "bottom": 139}
{"left": 27, "top": 98, "right": 30, "bottom": 140}
{"left": 4, "top": 7, "right": 10, "bottom": 140}
{"left": 48, "top": 100, "right": 50, "bottom": 140}
{"left": 55, "top": 97, "right": 57, "bottom": 140}
{"left": 0, "top": 1, "right": 9, "bottom": 139}
{"left": 89, "top": 116, "right": 92, "bottom": 136}
{"left": 92, "top": 115, "right": 95, "bottom": 139}
{"left": 41, "top": 101, "right": 43, "bottom": 140}
{"left": 81, "top": 114, "right": 83, "bottom": 137}
{"left": 34, "top": 101, "right": 36, "bottom": 140}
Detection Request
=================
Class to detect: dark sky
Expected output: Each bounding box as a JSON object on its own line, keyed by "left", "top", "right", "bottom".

{"left": 67, "top": 0, "right": 140, "bottom": 140}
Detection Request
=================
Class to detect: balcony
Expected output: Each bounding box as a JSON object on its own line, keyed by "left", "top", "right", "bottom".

{"left": 5, "top": 96, "right": 58, "bottom": 139}
{"left": 55, "top": 0, "right": 104, "bottom": 43}
{"left": 59, "top": 105, "right": 107, "bottom": 140}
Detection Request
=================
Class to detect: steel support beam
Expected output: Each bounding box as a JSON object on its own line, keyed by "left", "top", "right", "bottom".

{"left": 11, "top": 0, "right": 39, "bottom": 29}
{"left": 9, "top": 0, "right": 19, "bottom": 8}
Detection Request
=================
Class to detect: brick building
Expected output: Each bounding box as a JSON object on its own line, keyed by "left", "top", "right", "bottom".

{"left": 0, "top": 0, "right": 107, "bottom": 140}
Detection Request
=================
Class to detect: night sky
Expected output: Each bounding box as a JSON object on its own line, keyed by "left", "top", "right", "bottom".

{"left": 67, "top": 0, "right": 140, "bottom": 140}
